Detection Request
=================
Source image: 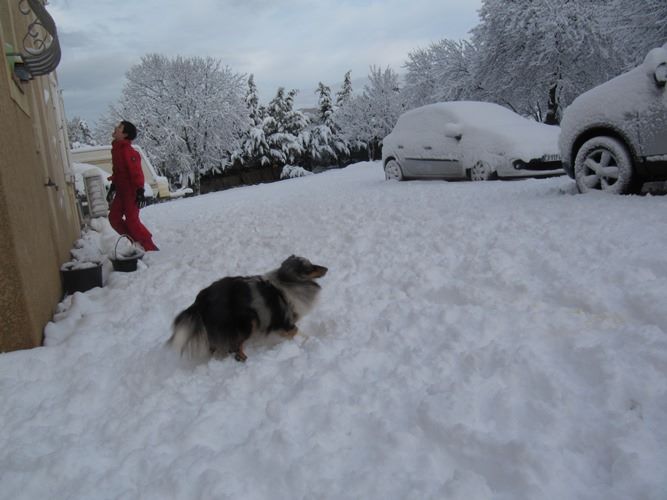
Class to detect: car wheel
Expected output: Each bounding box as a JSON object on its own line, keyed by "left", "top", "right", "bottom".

{"left": 384, "top": 160, "right": 404, "bottom": 181}
{"left": 574, "top": 136, "right": 637, "bottom": 194}
{"left": 469, "top": 161, "right": 495, "bottom": 181}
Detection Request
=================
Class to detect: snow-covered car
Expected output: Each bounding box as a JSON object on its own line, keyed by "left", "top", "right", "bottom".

{"left": 382, "top": 101, "right": 563, "bottom": 182}
{"left": 559, "top": 42, "right": 667, "bottom": 194}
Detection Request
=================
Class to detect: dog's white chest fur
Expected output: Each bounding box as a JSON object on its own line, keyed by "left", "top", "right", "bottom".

{"left": 281, "top": 283, "right": 319, "bottom": 320}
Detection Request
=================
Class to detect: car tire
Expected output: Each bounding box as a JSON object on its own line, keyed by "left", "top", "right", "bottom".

{"left": 574, "top": 136, "right": 638, "bottom": 194}
{"left": 384, "top": 160, "right": 404, "bottom": 181}
{"left": 469, "top": 161, "right": 495, "bottom": 181}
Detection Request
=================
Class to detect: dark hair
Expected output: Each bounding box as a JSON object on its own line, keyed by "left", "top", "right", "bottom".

{"left": 121, "top": 120, "right": 137, "bottom": 141}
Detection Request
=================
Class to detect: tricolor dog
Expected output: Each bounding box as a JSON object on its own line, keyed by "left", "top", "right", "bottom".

{"left": 167, "top": 256, "right": 327, "bottom": 362}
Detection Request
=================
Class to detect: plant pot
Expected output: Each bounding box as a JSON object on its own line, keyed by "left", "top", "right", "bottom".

{"left": 110, "top": 235, "right": 143, "bottom": 272}
{"left": 61, "top": 262, "right": 104, "bottom": 294}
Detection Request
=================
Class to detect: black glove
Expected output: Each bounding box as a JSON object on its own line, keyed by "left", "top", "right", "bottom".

{"left": 106, "top": 183, "right": 116, "bottom": 203}
{"left": 136, "top": 188, "right": 147, "bottom": 208}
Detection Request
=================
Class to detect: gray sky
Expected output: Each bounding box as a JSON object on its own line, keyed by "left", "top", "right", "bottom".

{"left": 49, "top": 0, "right": 482, "bottom": 124}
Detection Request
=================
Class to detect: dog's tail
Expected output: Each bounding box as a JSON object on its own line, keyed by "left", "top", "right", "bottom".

{"left": 167, "top": 304, "right": 209, "bottom": 357}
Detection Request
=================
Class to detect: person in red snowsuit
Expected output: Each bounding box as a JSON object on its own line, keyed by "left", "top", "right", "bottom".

{"left": 107, "top": 121, "right": 159, "bottom": 251}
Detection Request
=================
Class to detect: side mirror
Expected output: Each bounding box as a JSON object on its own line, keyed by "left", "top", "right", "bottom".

{"left": 655, "top": 63, "right": 667, "bottom": 87}
{"left": 444, "top": 123, "right": 463, "bottom": 141}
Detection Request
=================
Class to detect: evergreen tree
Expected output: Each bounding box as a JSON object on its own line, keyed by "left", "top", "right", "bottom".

{"left": 317, "top": 82, "right": 334, "bottom": 125}
{"left": 307, "top": 82, "right": 349, "bottom": 168}
{"left": 263, "top": 87, "right": 306, "bottom": 166}
{"left": 245, "top": 74, "right": 263, "bottom": 127}
{"left": 283, "top": 89, "right": 309, "bottom": 138}
{"left": 331, "top": 71, "right": 356, "bottom": 162}
{"left": 336, "top": 70, "right": 353, "bottom": 107}
{"left": 237, "top": 74, "right": 271, "bottom": 167}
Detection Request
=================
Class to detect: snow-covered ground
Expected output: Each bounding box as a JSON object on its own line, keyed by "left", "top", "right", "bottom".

{"left": 2, "top": 162, "right": 666, "bottom": 499}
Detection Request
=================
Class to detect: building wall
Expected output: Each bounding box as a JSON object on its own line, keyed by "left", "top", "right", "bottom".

{"left": 0, "top": 1, "right": 81, "bottom": 351}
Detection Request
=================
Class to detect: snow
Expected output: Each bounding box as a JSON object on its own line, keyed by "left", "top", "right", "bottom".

{"left": 281, "top": 164, "right": 313, "bottom": 179}
{"left": 2, "top": 162, "right": 667, "bottom": 499}
{"left": 166, "top": 186, "right": 193, "bottom": 199}
{"left": 71, "top": 144, "right": 112, "bottom": 153}
{"left": 643, "top": 43, "right": 667, "bottom": 78}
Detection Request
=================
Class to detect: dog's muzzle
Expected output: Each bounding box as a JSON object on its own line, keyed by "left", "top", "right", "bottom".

{"left": 309, "top": 265, "right": 328, "bottom": 278}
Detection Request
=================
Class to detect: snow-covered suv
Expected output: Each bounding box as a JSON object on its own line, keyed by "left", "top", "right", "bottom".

{"left": 559, "top": 42, "right": 667, "bottom": 194}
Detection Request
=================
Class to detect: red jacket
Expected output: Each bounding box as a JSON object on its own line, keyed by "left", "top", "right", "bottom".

{"left": 110, "top": 139, "right": 144, "bottom": 191}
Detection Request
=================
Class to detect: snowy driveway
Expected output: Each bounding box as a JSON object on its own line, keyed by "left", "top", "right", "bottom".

{"left": 1, "top": 162, "right": 666, "bottom": 499}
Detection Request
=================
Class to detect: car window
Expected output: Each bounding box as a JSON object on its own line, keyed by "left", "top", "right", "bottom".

{"left": 395, "top": 108, "right": 451, "bottom": 137}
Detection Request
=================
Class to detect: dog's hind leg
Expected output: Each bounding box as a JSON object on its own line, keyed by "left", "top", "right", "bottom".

{"left": 228, "top": 317, "right": 255, "bottom": 362}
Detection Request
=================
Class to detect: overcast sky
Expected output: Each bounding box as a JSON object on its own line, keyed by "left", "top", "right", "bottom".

{"left": 49, "top": 0, "right": 482, "bottom": 125}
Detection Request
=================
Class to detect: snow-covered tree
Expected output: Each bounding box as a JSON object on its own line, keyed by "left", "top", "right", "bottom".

{"left": 316, "top": 82, "right": 334, "bottom": 125}
{"left": 336, "top": 70, "right": 353, "bottom": 107}
{"left": 262, "top": 87, "right": 308, "bottom": 166}
{"left": 67, "top": 116, "right": 97, "bottom": 148}
{"left": 245, "top": 74, "right": 263, "bottom": 127}
{"left": 610, "top": 0, "right": 667, "bottom": 66}
{"left": 306, "top": 82, "right": 349, "bottom": 168}
{"left": 283, "top": 89, "right": 309, "bottom": 139}
{"left": 98, "top": 54, "right": 248, "bottom": 193}
{"left": 472, "top": 0, "right": 625, "bottom": 124}
{"left": 236, "top": 74, "right": 271, "bottom": 167}
{"left": 334, "top": 94, "right": 369, "bottom": 155}
{"left": 403, "top": 39, "right": 481, "bottom": 109}
{"left": 341, "top": 66, "right": 405, "bottom": 159}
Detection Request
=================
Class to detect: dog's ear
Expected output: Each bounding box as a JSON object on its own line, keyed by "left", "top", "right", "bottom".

{"left": 281, "top": 255, "right": 296, "bottom": 268}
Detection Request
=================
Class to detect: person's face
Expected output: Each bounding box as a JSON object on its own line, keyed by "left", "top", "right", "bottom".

{"left": 112, "top": 122, "right": 127, "bottom": 141}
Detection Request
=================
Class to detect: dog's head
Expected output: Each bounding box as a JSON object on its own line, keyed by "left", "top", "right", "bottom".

{"left": 278, "top": 255, "right": 328, "bottom": 282}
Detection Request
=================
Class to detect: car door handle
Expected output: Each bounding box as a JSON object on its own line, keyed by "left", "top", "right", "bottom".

{"left": 397, "top": 145, "right": 404, "bottom": 149}
{"left": 423, "top": 146, "right": 432, "bottom": 150}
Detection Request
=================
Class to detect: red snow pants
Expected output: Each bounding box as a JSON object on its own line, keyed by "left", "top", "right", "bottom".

{"left": 108, "top": 190, "right": 158, "bottom": 251}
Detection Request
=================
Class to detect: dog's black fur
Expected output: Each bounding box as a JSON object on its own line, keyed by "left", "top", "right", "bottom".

{"left": 167, "top": 256, "right": 327, "bottom": 362}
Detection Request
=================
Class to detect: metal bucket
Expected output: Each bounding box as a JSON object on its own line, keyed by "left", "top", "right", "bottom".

{"left": 110, "top": 235, "right": 143, "bottom": 272}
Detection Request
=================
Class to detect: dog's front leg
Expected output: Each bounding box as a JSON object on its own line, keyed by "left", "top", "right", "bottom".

{"left": 280, "top": 326, "right": 299, "bottom": 339}
{"left": 230, "top": 344, "right": 247, "bottom": 362}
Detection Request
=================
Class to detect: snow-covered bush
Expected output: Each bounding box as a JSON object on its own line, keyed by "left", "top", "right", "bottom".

{"left": 281, "top": 165, "right": 313, "bottom": 179}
